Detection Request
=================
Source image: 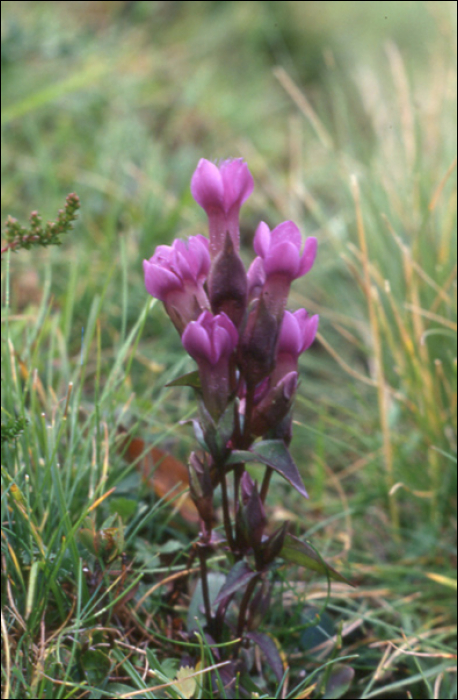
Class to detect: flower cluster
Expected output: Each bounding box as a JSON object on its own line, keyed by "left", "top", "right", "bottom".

{"left": 143, "top": 158, "right": 323, "bottom": 659}
{"left": 144, "top": 158, "right": 319, "bottom": 432}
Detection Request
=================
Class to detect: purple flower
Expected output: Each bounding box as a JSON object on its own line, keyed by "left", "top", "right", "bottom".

{"left": 254, "top": 221, "right": 317, "bottom": 281}
{"left": 278, "top": 309, "right": 319, "bottom": 357}
{"left": 143, "top": 235, "right": 210, "bottom": 333}
{"left": 271, "top": 309, "right": 319, "bottom": 384}
{"left": 182, "top": 311, "right": 238, "bottom": 418}
{"left": 182, "top": 310, "right": 238, "bottom": 366}
{"left": 253, "top": 221, "right": 318, "bottom": 322}
{"left": 191, "top": 158, "right": 254, "bottom": 258}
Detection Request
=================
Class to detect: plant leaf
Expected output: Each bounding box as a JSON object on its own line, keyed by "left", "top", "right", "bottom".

{"left": 214, "top": 561, "right": 258, "bottom": 606}
{"left": 246, "top": 631, "right": 284, "bottom": 683}
{"left": 227, "top": 440, "right": 308, "bottom": 498}
{"left": 324, "top": 664, "right": 355, "bottom": 699}
{"left": 280, "top": 534, "right": 354, "bottom": 586}
{"left": 166, "top": 370, "right": 201, "bottom": 390}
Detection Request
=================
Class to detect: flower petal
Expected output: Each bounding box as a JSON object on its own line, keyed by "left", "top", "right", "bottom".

{"left": 300, "top": 314, "right": 319, "bottom": 351}
{"left": 278, "top": 311, "right": 302, "bottom": 355}
{"left": 297, "top": 237, "right": 318, "bottom": 277}
{"left": 143, "top": 259, "right": 181, "bottom": 301}
{"left": 270, "top": 221, "right": 302, "bottom": 249}
{"left": 182, "top": 320, "right": 212, "bottom": 363}
{"left": 253, "top": 221, "right": 271, "bottom": 258}
{"left": 220, "top": 158, "right": 254, "bottom": 212}
{"left": 264, "top": 240, "right": 300, "bottom": 278}
{"left": 190, "top": 159, "right": 224, "bottom": 211}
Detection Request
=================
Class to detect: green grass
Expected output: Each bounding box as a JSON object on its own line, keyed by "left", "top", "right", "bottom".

{"left": 1, "top": 1, "right": 457, "bottom": 698}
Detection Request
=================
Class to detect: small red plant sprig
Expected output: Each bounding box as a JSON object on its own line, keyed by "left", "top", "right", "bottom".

{"left": 143, "top": 159, "right": 351, "bottom": 687}
{"left": 1, "top": 192, "right": 80, "bottom": 257}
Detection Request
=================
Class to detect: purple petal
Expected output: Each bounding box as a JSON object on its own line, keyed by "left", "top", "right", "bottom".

{"left": 190, "top": 159, "right": 224, "bottom": 211}
{"left": 300, "top": 314, "right": 319, "bottom": 351}
{"left": 297, "top": 237, "right": 318, "bottom": 277}
{"left": 182, "top": 320, "right": 212, "bottom": 363}
{"left": 216, "top": 312, "right": 239, "bottom": 348}
{"left": 212, "top": 324, "right": 231, "bottom": 364}
{"left": 270, "top": 221, "right": 302, "bottom": 249}
{"left": 188, "top": 235, "right": 211, "bottom": 278}
{"left": 278, "top": 311, "right": 302, "bottom": 355}
{"left": 220, "top": 159, "right": 254, "bottom": 212}
{"left": 253, "top": 221, "right": 271, "bottom": 258}
{"left": 143, "top": 259, "right": 181, "bottom": 301}
{"left": 264, "top": 240, "right": 300, "bottom": 278}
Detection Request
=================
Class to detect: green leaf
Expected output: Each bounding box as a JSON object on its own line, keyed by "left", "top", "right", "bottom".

{"left": 324, "top": 664, "right": 355, "bottom": 699}
{"left": 227, "top": 440, "right": 308, "bottom": 498}
{"left": 81, "top": 649, "right": 111, "bottom": 685}
{"left": 214, "top": 561, "right": 258, "bottom": 606}
{"left": 280, "top": 534, "right": 354, "bottom": 586}
{"left": 166, "top": 370, "right": 201, "bottom": 390}
{"left": 109, "top": 497, "right": 137, "bottom": 520}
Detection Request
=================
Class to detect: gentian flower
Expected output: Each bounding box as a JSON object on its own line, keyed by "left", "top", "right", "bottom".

{"left": 191, "top": 158, "right": 254, "bottom": 258}
{"left": 271, "top": 309, "right": 319, "bottom": 385}
{"left": 254, "top": 221, "right": 317, "bottom": 321}
{"left": 182, "top": 310, "right": 238, "bottom": 418}
{"left": 143, "top": 235, "right": 210, "bottom": 334}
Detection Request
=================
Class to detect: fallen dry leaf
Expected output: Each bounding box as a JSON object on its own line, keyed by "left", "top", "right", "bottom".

{"left": 120, "top": 435, "right": 199, "bottom": 525}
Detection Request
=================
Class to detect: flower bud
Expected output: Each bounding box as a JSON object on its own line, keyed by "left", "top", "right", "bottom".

{"left": 247, "top": 256, "right": 266, "bottom": 303}
{"left": 238, "top": 297, "right": 278, "bottom": 388}
{"left": 208, "top": 232, "right": 247, "bottom": 328}
{"left": 270, "top": 310, "right": 319, "bottom": 386}
{"left": 250, "top": 371, "right": 298, "bottom": 438}
{"left": 260, "top": 522, "right": 289, "bottom": 566}
{"left": 254, "top": 221, "right": 317, "bottom": 321}
{"left": 143, "top": 235, "right": 211, "bottom": 334}
{"left": 191, "top": 158, "right": 254, "bottom": 259}
{"left": 182, "top": 311, "right": 238, "bottom": 419}
{"left": 240, "top": 472, "right": 267, "bottom": 555}
{"left": 188, "top": 452, "right": 214, "bottom": 528}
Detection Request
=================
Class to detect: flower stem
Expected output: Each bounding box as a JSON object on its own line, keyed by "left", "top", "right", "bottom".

{"left": 260, "top": 466, "right": 273, "bottom": 503}
{"left": 241, "top": 384, "right": 256, "bottom": 447}
{"left": 198, "top": 545, "right": 213, "bottom": 629}
{"left": 220, "top": 469, "right": 235, "bottom": 551}
{"left": 236, "top": 575, "right": 259, "bottom": 640}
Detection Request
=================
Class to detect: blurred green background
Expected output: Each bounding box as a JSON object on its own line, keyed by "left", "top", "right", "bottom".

{"left": 1, "top": 1, "right": 457, "bottom": 698}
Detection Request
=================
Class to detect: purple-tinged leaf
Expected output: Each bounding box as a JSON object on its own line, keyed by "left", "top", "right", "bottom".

{"left": 246, "top": 631, "right": 284, "bottom": 683}
{"left": 214, "top": 561, "right": 258, "bottom": 606}
{"left": 324, "top": 664, "right": 355, "bottom": 699}
{"left": 226, "top": 440, "right": 308, "bottom": 499}
{"left": 280, "top": 534, "right": 354, "bottom": 586}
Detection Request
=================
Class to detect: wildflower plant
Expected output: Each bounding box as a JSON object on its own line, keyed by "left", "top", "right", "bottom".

{"left": 144, "top": 159, "right": 350, "bottom": 687}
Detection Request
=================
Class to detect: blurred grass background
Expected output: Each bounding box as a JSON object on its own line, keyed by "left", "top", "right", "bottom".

{"left": 1, "top": 1, "right": 457, "bottom": 698}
